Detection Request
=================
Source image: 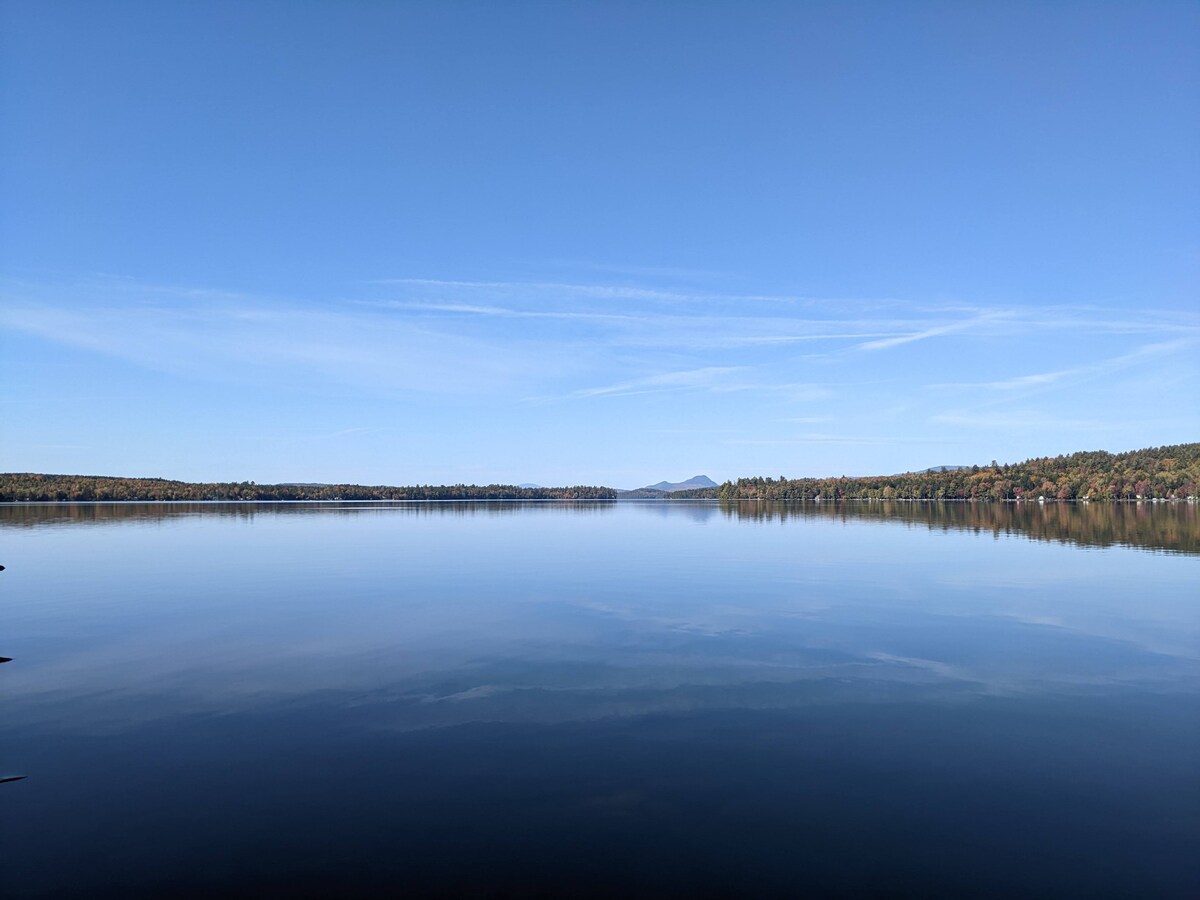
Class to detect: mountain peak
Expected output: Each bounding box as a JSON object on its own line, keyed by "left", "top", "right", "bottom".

{"left": 643, "top": 475, "right": 718, "bottom": 493}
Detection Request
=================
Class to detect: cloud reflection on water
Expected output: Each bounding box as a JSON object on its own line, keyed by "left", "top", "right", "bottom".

{"left": 1, "top": 501, "right": 1195, "bottom": 735}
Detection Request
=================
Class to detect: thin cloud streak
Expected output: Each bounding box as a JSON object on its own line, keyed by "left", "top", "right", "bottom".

{"left": 369, "top": 300, "right": 904, "bottom": 345}
{"left": 855, "top": 314, "right": 1000, "bottom": 351}
{"left": 924, "top": 340, "right": 1198, "bottom": 439}
{"left": 319, "top": 427, "right": 384, "bottom": 440}
{"left": 0, "top": 297, "right": 564, "bottom": 396}
{"left": 370, "top": 277, "right": 699, "bottom": 303}
{"left": 363, "top": 300, "right": 642, "bottom": 323}
{"left": 364, "top": 298, "right": 955, "bottom": 352}
{"left": 724, "top": 435, "right": 957, "bottom": 446}
{"left": 536, "top": 258, "right": 732, "bottom": 281}
{"left": 938, "top": 338, "right": 1197, "bottom": 393}
{"left": 573, "top": 366, "right": 747, "bottom": 398}
{"left": 983, "top": 370, "right": 1075, "bottom": 390}
{"left": 371, "top": 276, "right": 925, "bottom": 308}
{"left": 929, "top": 412, "right": 1112, "bottom": 432}
{"left": 707, "top": 382, "right": 834, "bottom": 400}
{"left": 360, "top": 282, "right": 1198, "bottom": 359}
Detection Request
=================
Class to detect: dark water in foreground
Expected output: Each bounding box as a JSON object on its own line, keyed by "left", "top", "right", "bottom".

{"left": 1, "top": 501, "right": 1197, "bottom": 897}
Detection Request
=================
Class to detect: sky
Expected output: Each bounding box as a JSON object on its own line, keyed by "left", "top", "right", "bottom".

{"left": 1, "top": 1, "right": 1197, "bottom": 488}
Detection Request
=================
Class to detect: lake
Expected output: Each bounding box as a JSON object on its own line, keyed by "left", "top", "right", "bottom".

{"left": 2, "top": 500, "right": 1197, "bottom": 897}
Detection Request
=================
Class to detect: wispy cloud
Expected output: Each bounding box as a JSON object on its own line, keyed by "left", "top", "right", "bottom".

{"left": 362, "top": 299, "right": 642, "bottom": 323}
{"left": 707, "top": 382, "right": 834, "bottom": 401}
{"left": 573, "top": 366, "right": 746, "bottom": 398}
{"left": 369, "top": 276, "right": 919, "bottom": 309}
{"left": 534, "top": 259, "right": 733, "bottom": 281}
{"left": 724, "top": 434, "right": 956, "bottom": 446}
{"left": 929, "top": 412, "right": 1112, "bottom": 431}
{"left": 5, "top": 275, "right": 1197, "bottom": 475}
{"left": 945, "top": 338, "right": 1197, "bottom": 393}
{"left": 369, "top": 277, "right": 700, "bottom": 303}
{"left": 366, "top": 298, "right": 946, "bottom": 352}
{"left": 360, "top": 281, "right": 1200, "bottom": 361}
{"left": 982, "top": 370, "right": 1076, "bottom": 390}
{"left": 0, "top": 287, "right": 569, "bottom": 396}
{"left": 319, "top": 427, "right": 383, "bottom": 440}
{"left": 926, "top": 339, "right": 1199, "bottom": 437}
{"left": 855, "top": 314, "right": 999, "bottom": 351}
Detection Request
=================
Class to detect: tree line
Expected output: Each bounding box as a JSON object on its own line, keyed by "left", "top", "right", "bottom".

{"left": 3, "top": 443, "right": 1196, "bottom": 503}
{"left": 0, "top": 475, "right": 618, "bottom": 502}
{"left": 678, "top": 443, "right": 1200, "bottom": 502}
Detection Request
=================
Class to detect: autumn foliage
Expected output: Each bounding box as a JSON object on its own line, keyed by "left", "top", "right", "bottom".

{"left": 709, "top": 443, "right": 1200, "bottom": 502}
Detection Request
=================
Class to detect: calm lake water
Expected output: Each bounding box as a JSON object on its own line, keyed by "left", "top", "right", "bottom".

{"left": 2, "top": 501, "right": 1197, "bottom": 898}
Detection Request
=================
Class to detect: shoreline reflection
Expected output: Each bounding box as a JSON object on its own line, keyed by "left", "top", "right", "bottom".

{"left": 1, "top": 498, "right": 1195, "bottom": 555}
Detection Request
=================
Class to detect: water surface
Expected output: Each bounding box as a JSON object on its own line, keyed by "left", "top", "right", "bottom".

{"left": 2, "top": 501, "right": 1197, "bottom": 897}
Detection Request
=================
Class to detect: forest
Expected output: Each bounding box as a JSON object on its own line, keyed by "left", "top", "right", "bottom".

{"left": 698, "top": 443, "right": 1200, "bottom": 502}
{"left": 2, "top": 443, "right": 1196, "bottom": 503}
{"left": 0, "top": 475, "right": 617, "bottom": 502}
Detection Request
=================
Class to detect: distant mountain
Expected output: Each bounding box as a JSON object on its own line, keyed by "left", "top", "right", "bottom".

{"left": 517, "top": 483, "right": 542, "bottom": 489}
{"left": 644, "top": 475, "right": 719, "bottom": 492}
{"left": 920, "top": 466, "right": 970, "bottom": 473}
{"left": 618, "top": 475, "right": 719, "bottom": 498}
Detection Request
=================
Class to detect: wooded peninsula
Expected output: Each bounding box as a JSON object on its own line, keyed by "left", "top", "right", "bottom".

{"left": 0, "top": 477, "right": 618, "bottom": 502}
{"left": 0, "top": 442, "right": 1196, "bottom": 503}
{"left": 699, "top": 442, "right": 1199, "bottom": 502}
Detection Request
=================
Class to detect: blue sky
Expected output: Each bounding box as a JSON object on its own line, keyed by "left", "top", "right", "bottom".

{"left": 2, "top": 1, "right": 1197, "bottom": 488}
